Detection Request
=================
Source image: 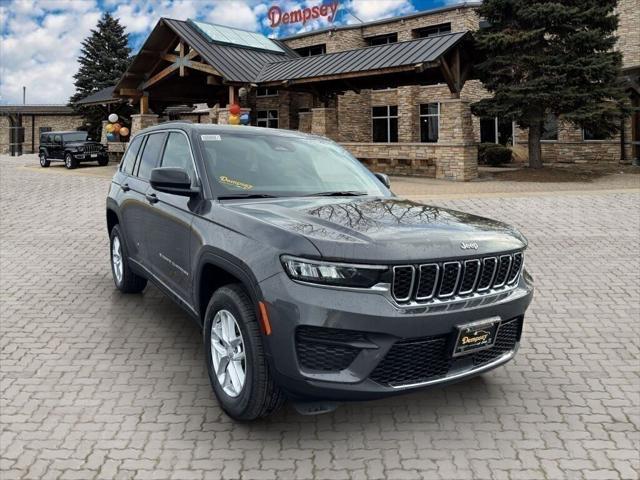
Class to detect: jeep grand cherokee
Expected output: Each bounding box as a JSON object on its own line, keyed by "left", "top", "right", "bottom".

{"left": 106, "top": 122, "right": 533, "bottom": 420}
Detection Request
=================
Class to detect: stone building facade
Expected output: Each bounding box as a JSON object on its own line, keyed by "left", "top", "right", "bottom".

{"left": 0, "top": 106, "right": 84, "bottom": 155}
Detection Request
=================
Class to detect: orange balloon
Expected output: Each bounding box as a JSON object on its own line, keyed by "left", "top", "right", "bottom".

{"left": 112, "top": 123, "right": 121, "bottom": 131}
{"left": 119, "top": 127, "right": 129, "bottom": 137}
{"left": 229, "top": 104, "right": 241, "bottom": 115}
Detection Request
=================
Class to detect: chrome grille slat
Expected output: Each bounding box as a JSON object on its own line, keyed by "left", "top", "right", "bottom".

{"left": 390, "top": 252, "right": 524, "bottom": 303}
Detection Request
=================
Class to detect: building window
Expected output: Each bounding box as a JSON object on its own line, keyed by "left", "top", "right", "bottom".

{"left": 413, "top": 23, "right": 451, "bottom": 38}
{"left": 480, "top": 117, "right": 514, "bottom": 145}
{"left": 541, "top": 114, "right": 558, "bottom": 141}
{"left": 294, "top": 44, "right": 326, "bottom": 57}
{"left": 366, "top": 33, "right": 397, "bottom": 46}
{"left": 257, "top": 110, "right": 278, "bottom": 128}
{"left": 39, "top": 126, "right": 52, "bottom": 135}
{"left": 583, "top": 127, "right": 608, "bottom": 141}
{"left": 372, "top": 106, "right": 398, "bottom": 143}
{"left": 256, "top": 87, "right": 278, "bottom": 97}
{"left": 420, "top": 103, "right": 439, "bottom": 143}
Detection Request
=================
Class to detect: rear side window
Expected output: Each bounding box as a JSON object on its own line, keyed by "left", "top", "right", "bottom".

{"left": 136, "top": 133, "right": 166, "bottom": 180}
{"left": 161, "top": 132, "right": 195, "bottom": 181}
{"left": 121, "top": 136, "right": 143, "bottom": 175}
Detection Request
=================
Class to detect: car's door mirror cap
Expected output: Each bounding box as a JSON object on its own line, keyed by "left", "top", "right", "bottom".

{"left": 374, "top": 172, "right": 391, "bottom": 189}
{"left": 150, "top": 167, "right": 199, "bottom": 197}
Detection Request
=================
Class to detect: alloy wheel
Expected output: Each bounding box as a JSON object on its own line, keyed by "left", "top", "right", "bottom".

{"left": 111, "top": 235, "right": 123, "bottom": 284}
{"left": 39, "top": 153, "right": 46, "bottom": 166}
{"left": 210, "top": 309, "right": 246, "bottom": 397}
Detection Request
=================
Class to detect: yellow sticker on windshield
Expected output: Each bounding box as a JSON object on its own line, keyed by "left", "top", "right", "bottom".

{"left": 219, "top": 176, "right": 254, "bottom": 190}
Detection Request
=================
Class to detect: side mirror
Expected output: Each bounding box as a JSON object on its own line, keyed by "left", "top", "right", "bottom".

{"left": 374, "top": 172, "right": 391, "bottom": 189}
{"left": 150, "top": 167, "right": 198, "bottom": 197}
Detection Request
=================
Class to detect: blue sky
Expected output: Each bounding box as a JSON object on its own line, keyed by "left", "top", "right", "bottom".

{"left": 0, "top": 0, "right": 465, "bottom": 105}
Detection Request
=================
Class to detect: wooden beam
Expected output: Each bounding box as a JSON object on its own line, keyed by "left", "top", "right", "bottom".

{"left": 439, "top": 57, "right": 459, "bottom": 98}
{"left": 161, "top": 53, "right": 178, "bottom": 63}
{"left": 186, "top": 60, "right": 222, "bottom": 77}
{"left": 141, "top": 62, "right": 179, "bottom": 90}
{"left": 140, "top": 94, "right": 149, "bottom": 114}
{"left": 179, "top": 41, "right": 185, "bottom": 77}
{"left": 207, "top": 75, "right": 221, "bottom": 85}
{"left": 119, "top": 88, "right": 141, "bottom": 97}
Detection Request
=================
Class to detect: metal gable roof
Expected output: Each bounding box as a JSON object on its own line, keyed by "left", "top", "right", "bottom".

{"left": 75, "top": 86, "right": 119, "bottom": 106}
{"left": 258, "top": 31, "right": 468, "bottom": 83}
{"left": 162, "top": 18, "right": 293, "bottom": 83}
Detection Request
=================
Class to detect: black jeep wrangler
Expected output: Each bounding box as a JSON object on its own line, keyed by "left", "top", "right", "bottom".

{"left": 39, "top": 131, "right": 108, "bottom": 169}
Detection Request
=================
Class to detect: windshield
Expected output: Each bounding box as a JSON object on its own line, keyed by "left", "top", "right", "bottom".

{"left": 63, "top": 132, "right": 88, "bottom": 142}
{"left": 198, "top": 131, "right": 389, "bottom": 198}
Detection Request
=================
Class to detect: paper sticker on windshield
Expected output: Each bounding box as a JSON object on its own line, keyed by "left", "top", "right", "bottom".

{"left": 201, "top": 134, "right": 222, "bottom": 141}
{"left": 219, "top": 176, "right": 253, "bottom": 190}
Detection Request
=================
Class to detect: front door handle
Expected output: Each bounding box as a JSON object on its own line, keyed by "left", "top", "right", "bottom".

{"left": 145, "top": 192, "right": 158, "bottom": 204}
{"left": 121, "top": 183, "right": 130, "bottom": 192}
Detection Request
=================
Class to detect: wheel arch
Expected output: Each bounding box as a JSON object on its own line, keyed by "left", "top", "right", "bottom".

{"left": 195, "top": 249, "right": 264, "bottom": 325}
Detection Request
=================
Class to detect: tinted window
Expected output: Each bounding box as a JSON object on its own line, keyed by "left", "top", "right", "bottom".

{"left": 137, "top": 133, "right": 166, "bottom": 180}
{"left": 53, "top": 135, "right": 62, "bottom": 144}
{"left": 63, "top": 132, "right": 88, "bottom": 142}
{"left": 161, "top": 132, "right": 194, "bottom": 180}
{"left": 121, "top": 136, "right": 144, "bottom": 175}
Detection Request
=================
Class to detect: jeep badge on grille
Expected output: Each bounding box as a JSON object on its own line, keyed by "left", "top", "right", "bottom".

{"left": 460, "top": 242, "right": 479, "bottom": 250}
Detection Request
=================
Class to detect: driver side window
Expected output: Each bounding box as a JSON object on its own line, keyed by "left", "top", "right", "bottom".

{"left": 161, "top": 132, "right": 195, "bottom": 182}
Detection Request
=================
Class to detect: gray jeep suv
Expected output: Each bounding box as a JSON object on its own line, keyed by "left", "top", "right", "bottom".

{"left": 106, "top": 122, "right": 533, "bottom": 420}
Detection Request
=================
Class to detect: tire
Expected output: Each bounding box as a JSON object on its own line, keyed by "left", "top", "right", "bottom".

{"left": 109, "top": 224, "right": 147, "bottom": 293}
{"left": 39, "top": 152, "right": 50, "bottom": 167}
{"left": 98, "top": 157, "right": 109, "bottom": 167}
{"left": 204, "top": 284, "right": 285, "bottom": 420}
{"left": 64, "top": 153, "right": 78, "bottom": 169}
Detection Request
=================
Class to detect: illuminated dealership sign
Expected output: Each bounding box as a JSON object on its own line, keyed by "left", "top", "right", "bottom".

{"left": 268, "top": 1, "right": 340, "bottom": 28}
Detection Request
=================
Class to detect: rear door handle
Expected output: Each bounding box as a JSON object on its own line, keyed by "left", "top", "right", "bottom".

{"left": 121, "top": 183, "right": 130, "bottom": 192}
{"left": 145, "top": 192, "right": 158, "bottom": 204}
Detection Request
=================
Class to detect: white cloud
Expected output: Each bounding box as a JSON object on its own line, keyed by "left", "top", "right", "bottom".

{"left": 0, "top": 0, "right": 419, "bottom": 104}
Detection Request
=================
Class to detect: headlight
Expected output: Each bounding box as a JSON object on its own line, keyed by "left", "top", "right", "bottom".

{"left": 77, "top": 146, "right": 84, "bottom": 152}
{"left": 281, "top": 255, "right": 388, "bottom": 288}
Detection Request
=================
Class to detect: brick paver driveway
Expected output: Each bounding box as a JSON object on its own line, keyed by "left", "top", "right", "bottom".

{"left": 1, "top": 155, "right": 639, "bottom": 480}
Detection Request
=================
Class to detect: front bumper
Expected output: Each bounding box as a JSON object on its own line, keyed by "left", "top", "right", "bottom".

{"left": 74, "top": 152, "right": 107, "bottom": 159}
{"left": 259, "top": 271, "right": 533, "bottom": 401}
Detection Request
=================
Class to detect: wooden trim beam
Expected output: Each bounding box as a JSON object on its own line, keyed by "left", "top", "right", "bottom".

{"left": 119, "top": 88, "right": 142, "bottom": 97}
{"left": 141, "top": 62, "right": 179, "bottom": 90}
{"left": 439, "top": 56, "right": 459, "bottom": 98}
{"left": 140, "top": 94, "right": 149, "bottom": 114}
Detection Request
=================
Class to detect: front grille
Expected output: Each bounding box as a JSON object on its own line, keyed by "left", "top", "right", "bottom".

{"left": 392, "top": 266, "right": 414, "bottom": 301}
{"left": 390, "top": 251, "right": 523, "bottom": 303}
{"left": 370, "top": 317, "right": 522, "bottom": 387}
{"left": 85, "top": 143, "right": 101, "bottom": 154}
{"left": 295, "top": 326, "right": 362, "bottom": 372}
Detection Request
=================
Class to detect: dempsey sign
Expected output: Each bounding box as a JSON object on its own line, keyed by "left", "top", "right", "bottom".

{"left": 268, "top": 1, "right": 340, "bottom": 28}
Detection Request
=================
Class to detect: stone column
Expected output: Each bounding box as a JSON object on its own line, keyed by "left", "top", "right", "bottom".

{"left": 130, "top": 114, "right": 159, "bottom": 136}
{"left": 398, "top": 86, "right": 419, "bottom": 143}
{"left": 311, "top": 108, "right": 338, "bottom": 140}
{"left": 298, "top": 112, "right": 312, "bottom": 133}
{"left": 100, "top": 120, "right": 109, "bottom": 144}
{"left": 436, "top": 99, "right": 478, "bottom": 181}
{"left": 278, "top": 90, "right": 291, "bottom": 130}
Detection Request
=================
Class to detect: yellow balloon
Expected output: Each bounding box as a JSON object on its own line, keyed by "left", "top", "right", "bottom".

{"left": 228, "top": 114, "right": 241, "bottom": 125}
{"left": 105, "top": 123, "right": 114, "bottom": 133}
{"left": 119, "top": 127, "right": 129, "bottom": 137}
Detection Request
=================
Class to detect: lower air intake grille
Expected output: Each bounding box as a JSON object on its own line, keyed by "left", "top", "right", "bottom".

{"left": 295, "top": 326, "right": 362, "bottom": 372}
{"left": 370, "top": 317, "right": 522, "bottom": 387}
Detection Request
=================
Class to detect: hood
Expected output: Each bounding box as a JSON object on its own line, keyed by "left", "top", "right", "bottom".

{"left": 225, "top": 196, "right": 527, "bottom": 262}
{"left": 66, "top": 141, "right": 102, "bottom": 148}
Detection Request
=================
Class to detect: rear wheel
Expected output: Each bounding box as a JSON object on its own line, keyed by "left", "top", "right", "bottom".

{"left": 64, "top": 153, "right": 78, "bottom": 169}
{"left": 204, "top": 284, "right": 285, "bottom": 420}
{"left": 39, "top": 152, "right": 50, "bottom": 167}
{"left": 110, "top": 225, "right": 147, "bottom": 293}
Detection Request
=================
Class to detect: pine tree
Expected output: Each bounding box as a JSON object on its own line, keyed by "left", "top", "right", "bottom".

{"left": 471, "top": 0, "right": 628, "bottom": 168}
{"left": 70, "top": 13, "right": 132, "bottom": 139}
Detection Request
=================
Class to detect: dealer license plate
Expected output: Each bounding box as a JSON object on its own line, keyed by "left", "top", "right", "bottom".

{"left": 453, "top": 317, "right": 500, "bottom": 357}
{"left": 91, "top": 153, "right": 98, "bottom": 158}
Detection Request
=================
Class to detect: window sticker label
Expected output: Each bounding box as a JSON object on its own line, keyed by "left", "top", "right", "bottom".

{"left": 201, "top": 134, "right": 222, "bottom": 141}
{"left": 219, "top": 176, "right": 254, "bottom": 190}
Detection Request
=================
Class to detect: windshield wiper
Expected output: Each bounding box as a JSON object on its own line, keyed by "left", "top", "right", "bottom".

{"left": 218, "top": 193, "right": 279, "bottom": 200}
{"left": 304, "top": 191, "right": 368, "bottom": 197}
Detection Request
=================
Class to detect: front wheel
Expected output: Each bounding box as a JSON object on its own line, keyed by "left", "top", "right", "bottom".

{"left": 98, "top": 157, "right": 109, "bottom": 166}
{"left": 64, "top": 153, "right": 78, "bottom": 169}
{"left": 204, "top": 285, "right": 285, "bottom": 420}
{"left": 109, "top": 225, "right": 147, "bottom": 293}
{"left": 39, "top": 152, "right": 50, "bottom": 167}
